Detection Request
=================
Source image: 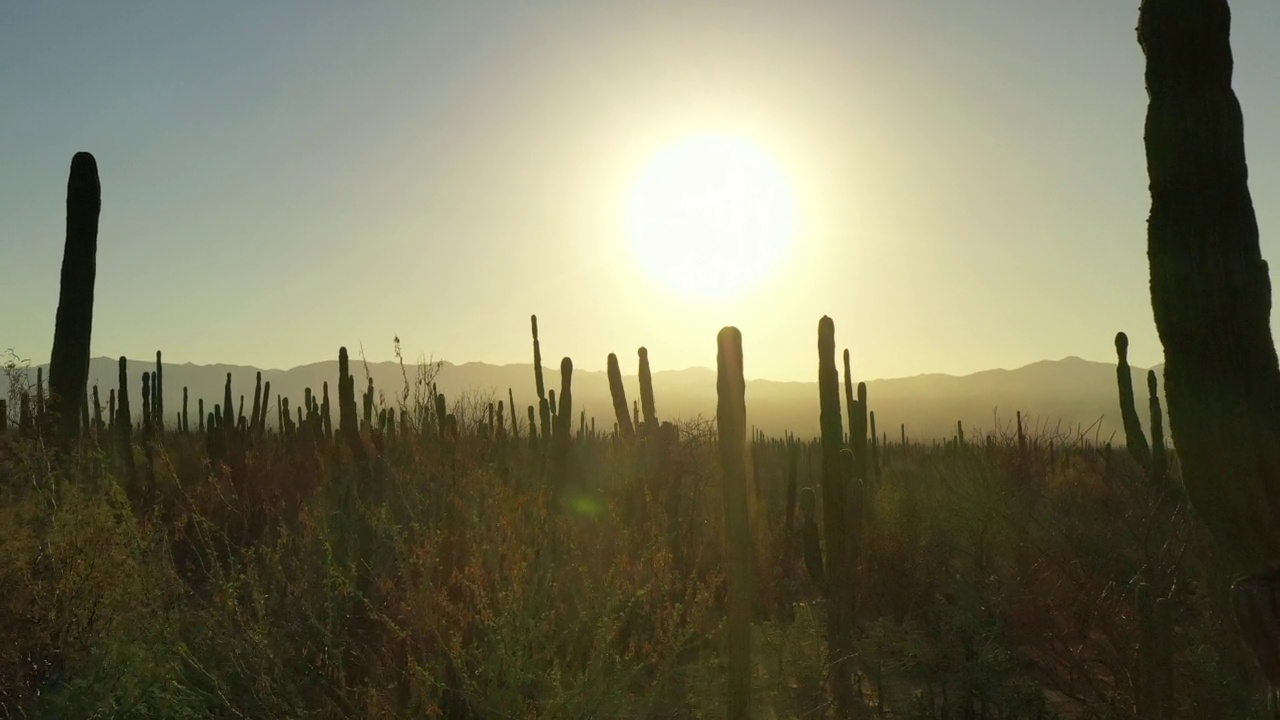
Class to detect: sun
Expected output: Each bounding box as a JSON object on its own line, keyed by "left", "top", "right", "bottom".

{"left": 625, "top": 133, "right": 797, "bottom": 302}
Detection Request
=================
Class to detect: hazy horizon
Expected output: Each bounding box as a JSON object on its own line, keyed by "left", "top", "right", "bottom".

{"left": 5, "top": 2, "right": 1280, "bottom": 382}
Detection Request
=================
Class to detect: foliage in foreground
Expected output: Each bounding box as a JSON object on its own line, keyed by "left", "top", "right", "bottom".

{"left": 0, "top": 356, "right": 1271, "bottom": 718}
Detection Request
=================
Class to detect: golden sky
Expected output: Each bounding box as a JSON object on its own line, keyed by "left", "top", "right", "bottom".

{"left": 4, "top": 1, "right": 1280, "bottom": 381}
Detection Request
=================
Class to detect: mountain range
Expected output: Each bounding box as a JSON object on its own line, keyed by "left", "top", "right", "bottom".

{"left": 2, "top": 354, "right": 1163, "bottom": 444}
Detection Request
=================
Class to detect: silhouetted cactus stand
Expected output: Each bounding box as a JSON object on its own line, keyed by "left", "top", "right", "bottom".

{"left": 1139, "top": 0, "right": 1280, "bottom": 705}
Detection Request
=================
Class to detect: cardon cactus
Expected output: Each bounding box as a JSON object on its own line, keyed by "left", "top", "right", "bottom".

{"left": 1147, "top": 369, "right": 1167, "bottom": 483}
{"left": 716, "top": 326, "right": 752, "bottom": 720}
{"left": 1114, "top": 332, "right": 1152, "bottom": 469}
{"left": 154, "top": 351, "right": 163, "bottom": 430}
{"left": 607, "top": 352, "right": 635, "bottom": 440}
{"left": 251, "top": 371, "right": 263, "bottom": 434}
{"left": 115, "top": 356, "right": 135, "bottom": 477}
{"left": 818, "top": 316, "right": 856, "bottom": 712}
{"left": 638, "top": 346, "right": 658, "bottom": 431}
{"left": 531, "top": 315, "right": 550, "bottom": 439}
{"left": 47, "top": 152, "right": 100, "bottom": 444}
{"left": 222, "top": 373, "right": 234, "bottom": 431}
{"left": 1138, "top": 0, "right": 1280, "bottom": 688}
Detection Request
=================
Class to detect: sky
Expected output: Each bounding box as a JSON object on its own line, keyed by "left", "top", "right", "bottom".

{"left": 3, "top": 1, "right": 1280, "bottom": 383}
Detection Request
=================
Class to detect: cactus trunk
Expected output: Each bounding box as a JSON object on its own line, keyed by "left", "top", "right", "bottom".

{"left": 47, "top": 152, "right": 101, "bottom": 445}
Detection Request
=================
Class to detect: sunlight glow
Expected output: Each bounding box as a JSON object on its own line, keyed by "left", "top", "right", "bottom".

{"left": 625, "top": 133, "right": 797, "bottom": 302}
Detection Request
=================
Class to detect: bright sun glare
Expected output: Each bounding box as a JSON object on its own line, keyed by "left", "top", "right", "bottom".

{"left": 626, "top": 133, "right": 797, "bottom": 302}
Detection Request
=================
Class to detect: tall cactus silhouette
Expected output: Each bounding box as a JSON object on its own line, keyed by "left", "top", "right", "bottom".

{"left": 818, "top": 316, "right": 855, "bottom": 712}
{"left": 47, "top": 152, "right": 100, "bottom": 444}
{"left": 1147, "top": 370, "right": 1167, "bottom": 483}
{"left": 1114, "top": 332, "right": 1152, "bottom": 469}
{"left": 546, "top": 357, "right": 575, "bottom": 490}
{"left": 531, "top": 315, "right": 551, "bottom": 440}
{"left": 606, "top": 352, "right": 635, "bottom": 440}
{"left": 251, "top": 371, "right": 263, "bottom": 434}
{"left": 716, "top": 326, "right": 752, "bottom": 720}
{"left": 337, "top": 347, "right": 366, "bottom": 462}
{"left": 115, "top": 356, "right": 135, "bottom": 478}
{"left": 638, "top": 346, "right": 658, "bottom": 431}
{"left": 555, "top": 358, "right": 573, "bottom": 446}
{"left": 154, "top": 351, "right": 163, "bottom": 431}
{"left": 1138, "top": 0, "right": 1280, "bottom": 686}
{"left": 141, "top": 372, "right": 152, "bottom": 434}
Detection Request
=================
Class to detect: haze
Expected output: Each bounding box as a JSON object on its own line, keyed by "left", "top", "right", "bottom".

{"left": 4, "top": 1, "right": 1280, "bottom": 382}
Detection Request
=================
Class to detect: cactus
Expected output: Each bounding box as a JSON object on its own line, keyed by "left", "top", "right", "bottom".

{"left": 818, "top": 316, "right": 855, "bottom": 712}
{"left": 260, "top": 381, "right": 272, "bottom": 431}
{"left": 956, "top": 419, "right": 965, "bottom": 448}
{"left": 322, "top": 381, "right": 333, "bottom": 438}
{"left": 433, "top": 393, "right": 447, "bottom": 439}
{"left": 638, "top": 346, "right": 658, "bottom": 432}
{"left": 154, "top": 351, "right": 163, "bottom": 431}
{"left": 1114, "top": 332, "right": 1152, "bottom": 469}
{"left": 198, "top": 398, "right": 205, "bottom": 433}
{"left": 853, "top": 382, "right": 869, "bottom": 485}
{"left": 531, "top": 315, "right": 551, "bottom": 439}
{"left": 545, "top": 358, "right": 576, "bottom": 489}
{"left": 509, "top": 388, "right": 519, "bottom": 439}
{"left": 35, "top": 368, "right": 45, "bottom": 429}
{"left": 92, "top": 384, "right": 103, "bottom": 434}
{"left": 251, "top": 371, "right": 263, "bottom": 434}
{"left": 1138, "top": 2, "right": 1280, "bottom": 687}
{"left": 1147, "top": 370, "right": 1167, "bottom": 483}
{"left": 116, "top": 357, "right": 135, "bottom": 477}
{"left": 337, "top": 347, "right": 367, "bottom": 462}
{"left": 607, "top": 352, "right": 635, "bottom": 440}
{"left": 222, "top": 373, "right": 234, "bottom": 431}
{"left": 46, "top": 152, "right": 100, "bottom": 444}
{"left": 527, "top": 405, "right": 537, "bottom": 448}
{"left": 141, "top": 371, "right": 152, "bottom": 434}
{"left": 181, "top": 386, "right": 188, "bottom": 434}
{"left": 0, "top": 399, "right": 6, "bottom": 432}
{"left": 716, "top": 326, "right": 752, "bottom": 720}
{"left": 555, "top": 358, "right": 573, "bottom": 446}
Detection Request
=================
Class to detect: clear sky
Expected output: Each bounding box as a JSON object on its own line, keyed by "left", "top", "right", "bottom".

{"left": 3, "top": 1, "right": 1279, "bottom": 382}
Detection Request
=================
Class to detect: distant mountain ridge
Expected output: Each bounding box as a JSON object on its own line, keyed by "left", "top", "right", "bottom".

{"left": 2, "top": 355, "right": 1164, "bottom": 442}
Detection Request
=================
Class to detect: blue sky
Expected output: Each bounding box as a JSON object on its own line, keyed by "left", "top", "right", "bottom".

{"left": 3, "top": 1, "right": 1279, "bottom": 381}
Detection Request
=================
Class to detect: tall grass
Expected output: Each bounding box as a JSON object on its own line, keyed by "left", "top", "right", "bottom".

{"left": 0, "top": 353, "right": 1269, "bottom": 718}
